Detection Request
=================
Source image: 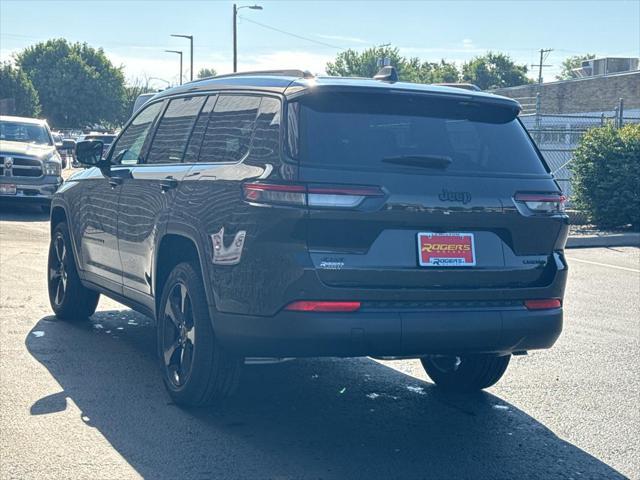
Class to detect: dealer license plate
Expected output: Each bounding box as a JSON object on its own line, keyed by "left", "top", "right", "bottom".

{"left": 418, "top": 232, "right": 476, "bottom": 267}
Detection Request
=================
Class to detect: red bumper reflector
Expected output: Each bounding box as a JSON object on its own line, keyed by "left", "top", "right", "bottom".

{"left": 285, "top": 301, "right": 361, "bottom": 312}
{"left": 524, "top": 299, "right": 562, "bottom": 310}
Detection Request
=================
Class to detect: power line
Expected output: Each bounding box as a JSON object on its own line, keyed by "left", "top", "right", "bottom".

{"left": 237, "top": 16, "right": 346, "bottom": 50}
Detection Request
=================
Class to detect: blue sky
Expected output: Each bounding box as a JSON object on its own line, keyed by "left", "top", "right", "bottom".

{"left": 1, "top": 0, "right": 639, "bottom": 88}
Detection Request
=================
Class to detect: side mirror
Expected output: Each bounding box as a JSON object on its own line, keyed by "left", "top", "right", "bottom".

{"left": 75, "top": 140, "right": 105, "bottom": 168}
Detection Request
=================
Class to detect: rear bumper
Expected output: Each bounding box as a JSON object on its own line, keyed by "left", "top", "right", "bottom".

{"left": 215, "top": 306, "right": 563, "bottom": 357}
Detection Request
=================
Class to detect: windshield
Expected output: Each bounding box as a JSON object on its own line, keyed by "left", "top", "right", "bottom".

{"left": 292, "top": 92, "right": 546, "bottom": 176}
{"left": 0, "top": 120, "right": 52, "bottom": 145}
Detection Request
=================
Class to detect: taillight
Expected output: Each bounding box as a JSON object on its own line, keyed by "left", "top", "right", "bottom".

{"left": 524, "top": 299, "right": 562, "bottom": 310}
{"left": 243, "top": 183, "right": 306, "bottom": 206}
{"left": 243, "top": 182, "right": 384, "bottom": 208}
{"left": 514, "top": 193, "right": 566, "bottom": 215}
{"left": 285, "top": 301, "right": 361, "bottom": 312}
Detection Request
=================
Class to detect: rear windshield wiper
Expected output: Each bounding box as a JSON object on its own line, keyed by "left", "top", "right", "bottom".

{"left": 382, "top": 154, "right": 453, "bottom": 169}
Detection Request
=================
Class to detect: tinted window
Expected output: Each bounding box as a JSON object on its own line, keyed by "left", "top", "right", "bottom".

{"left": 294, "top": 92, "right": 546, "bottom": 175}
{"left": 147, "top": 96, "right": 206, "bottom": 164}
{"left": 198, "top": 95, "right": 260, "bottom": 163}
{"left": 112, "top": 101, "right": 163, "bottom": 165}
{"left": 250, "top": 97, "right": 281, "bottom": 162}
{"left": 184, "top": 95, "right": 217, "bottom": 163}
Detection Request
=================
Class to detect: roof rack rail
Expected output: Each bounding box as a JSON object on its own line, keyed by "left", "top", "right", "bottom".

{"left": 192, "top": 69, "right": 314, "bottom": 83}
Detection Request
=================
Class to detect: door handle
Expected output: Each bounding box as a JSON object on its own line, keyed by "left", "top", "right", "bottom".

{"left": 108, "top": 177, "right": 123, "bottom": 189}
{"left": 160, "top": 177, "right": 178, "bottom": 192}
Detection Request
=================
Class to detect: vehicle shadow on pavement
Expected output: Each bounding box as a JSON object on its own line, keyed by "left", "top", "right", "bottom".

{"left": 0, "top": 205, "right": 49, "bottom": 222}
{"left": 26, "top": 310, "right": 626, "bottom": 480}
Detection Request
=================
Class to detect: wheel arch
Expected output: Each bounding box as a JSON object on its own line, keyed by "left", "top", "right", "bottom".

{"left": 49, "top": 204, "right": 84, "bottom": 277}
{"left": 50, "top": 205, "right": 67, "bottom": 232}
{"left": 154, "top": 231, "right": 215, "bottom": 323}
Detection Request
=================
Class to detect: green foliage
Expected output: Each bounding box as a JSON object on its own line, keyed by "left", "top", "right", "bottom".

{"left": 556, "top": 54, "right": 596, "bottom": 80}
{"left": 570, "top": 124, "right": 640, "bottom": 229}
{"left": 326, "top": 46, "right": 459, "bottom": 83}
{"left": 461, "top": 52, "right": 532, "bottom": 90}
{"left": 0, "top": 63, "right": 41, "bottom": 117}
{"left": 326, "top": 46, "right": 407, "bottom": 79}
{"left": 403, "top": 59, "right": 460, "bottom": 84}
{"left": 326, "top": 47, "right": 536, "bottom": 89}
{"left": 15, "top": 38, "right": 126, "bottom": 128}
{"left": 197, "top": 67, "right": 217, "bottom": 79}
{"left": 121, "top": 77, "right": 155, "bottom": 123}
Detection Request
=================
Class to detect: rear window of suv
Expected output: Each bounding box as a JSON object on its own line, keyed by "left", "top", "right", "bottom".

{"left": 290, "top": 92, "right": 547, "bottom": 175}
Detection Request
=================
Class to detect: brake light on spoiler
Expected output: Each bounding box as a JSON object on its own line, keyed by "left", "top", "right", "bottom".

{"left": 243, "top": 182, "right": 384, "bottom": 208}
{"left": 514, "top": 193, "right": 566, "bottom": 215}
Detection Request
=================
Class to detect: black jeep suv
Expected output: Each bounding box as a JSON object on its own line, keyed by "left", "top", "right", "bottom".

{"left": 48, "top": 70, "right": 568, "bottom": 406}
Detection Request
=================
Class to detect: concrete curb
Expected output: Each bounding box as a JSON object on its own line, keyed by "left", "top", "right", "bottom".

{"left": 566, "top": 232, "right": 640, "bottom": 248}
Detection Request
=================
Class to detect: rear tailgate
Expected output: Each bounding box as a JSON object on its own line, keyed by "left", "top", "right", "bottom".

{"left": 291, "top": 90, "right": 568, "bottom": 291}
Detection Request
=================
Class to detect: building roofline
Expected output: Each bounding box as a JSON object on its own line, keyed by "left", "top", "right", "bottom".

{"left": 490, "top": 69, "right": 640, "bottom": 92}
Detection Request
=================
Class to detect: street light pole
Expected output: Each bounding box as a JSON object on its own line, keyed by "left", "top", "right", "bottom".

{"left": 233, "top": 4, "right": 237, "bottom": 73}
{"left": 233, "top": 4, "right": 262, "bottom": 73}
{"left": 165, "top": 50, "right": 183, "bottom": 85}
{"left": 171, "top": 34, "right": 194, "bottom": 81}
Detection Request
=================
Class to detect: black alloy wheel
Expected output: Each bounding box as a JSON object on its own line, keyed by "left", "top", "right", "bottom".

{"left": 49, "top": 231, "right": 68, "bottom": 308}
{"left": 161, "top": 281, "right": 196, "bottom": 388}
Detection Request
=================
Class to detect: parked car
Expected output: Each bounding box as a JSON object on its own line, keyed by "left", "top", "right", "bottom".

{"left": 51, "top": 132, "right": 69, "bottom": 169}
{"left": 132, "top": 92, "right": 157, "bottom": 115}
{"left": 48, "top": 69, "right": 568, "bottom": 407}
{"left": 1, "top": 115, "right": 63, "bottom": 210}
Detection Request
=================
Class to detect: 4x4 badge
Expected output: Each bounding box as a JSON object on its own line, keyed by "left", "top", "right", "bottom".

{"left": 438, "top": 189, "right": 471, "bottom": 204}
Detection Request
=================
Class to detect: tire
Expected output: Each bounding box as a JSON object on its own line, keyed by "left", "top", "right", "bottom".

{"left": 47, "top": 221, "right": 100, "bottom": 320}
{"left": 421, "top": 354, "right": 511, "bottom": 392}
{"left": 157, "top": 262, "right": 242, "bottom": 407}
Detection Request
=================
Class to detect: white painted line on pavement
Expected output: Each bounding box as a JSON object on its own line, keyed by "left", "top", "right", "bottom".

{"left": 568, "top": 257, "right": 640, "bottom": 273}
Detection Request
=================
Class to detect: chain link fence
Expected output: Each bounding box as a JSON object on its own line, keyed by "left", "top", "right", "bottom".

{"left": 518, "top": 101, "right": 640, "bottom": 224}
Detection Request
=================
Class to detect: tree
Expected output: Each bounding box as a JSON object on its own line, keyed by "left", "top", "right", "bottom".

{"left": 197, "top": 67, "right": 217, "bottom": 79}
{"left": 0, "top": 63, "right": 41, "bottom": 117}
{"left": 556, "top": 54, "right": 596, "bottom": 80}
{"left": 16, "top": 39, "right": 126, "bottom": 128}
{"left": 412, "top": 59, "right": 460, "bottom": 84}
{"left": 326, "top": 46, "right": 407, "bottom": 79}
{"left": 461, "top": 52, "right": 532, "bottom": 90}
{"left": 326, "top": 46, "right": 459, "bottom": 84}
{"left": 120, "top": 76, "right": 156, "bottom": 123}
{"left": 570, "top": 124, "right": 640, "bottom": 229}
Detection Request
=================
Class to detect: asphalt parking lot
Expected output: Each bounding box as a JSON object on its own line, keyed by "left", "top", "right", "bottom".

{"left": 1, "top": 205, "right": 638, "bottom": 480}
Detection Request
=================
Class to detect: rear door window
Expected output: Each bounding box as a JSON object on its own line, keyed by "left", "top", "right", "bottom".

{"left": 146, "top": 95, "right": 206, "bottom": 164}
{"left": 250, "top": 97, "right": 281, "bottom": 162}
{"left": 198, "top": 94, "right": 260, "bottom": 163}
{"left": 293, "top": 92, "right": 546, "bottom": 175}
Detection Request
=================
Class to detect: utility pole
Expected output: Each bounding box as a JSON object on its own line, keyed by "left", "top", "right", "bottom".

{"left": 533, "top": 48, "right": 553, "bottom": 84}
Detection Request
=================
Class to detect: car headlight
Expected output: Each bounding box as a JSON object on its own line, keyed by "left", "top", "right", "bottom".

{"left": 44, "top": 156, "right": 62, "bottom": 176}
